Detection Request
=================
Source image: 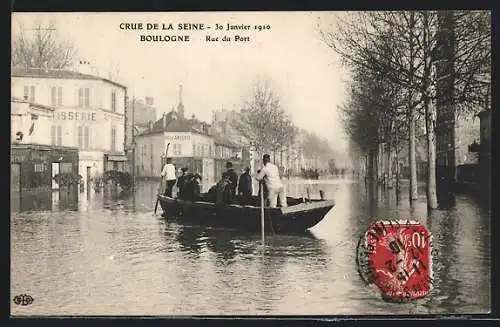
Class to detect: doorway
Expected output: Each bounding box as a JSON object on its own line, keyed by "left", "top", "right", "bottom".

{"left": 51, "top": 162, "right": 60, "bottom": 190}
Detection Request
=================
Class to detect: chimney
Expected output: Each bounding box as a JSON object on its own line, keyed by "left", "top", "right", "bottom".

{"left": 145, "top": 97, "right": 154, "bottom": 106}
{"left": 177, "top": 84, "right": 185, "bottom": 118}
{"left": 179, "top": 84, "right": 183, "bottom": 105}
{"left": 162, "top": 113, "right": 167, "bottom": 129}
{"left": 77, "top": 60, "right": 92, "bottom": 75}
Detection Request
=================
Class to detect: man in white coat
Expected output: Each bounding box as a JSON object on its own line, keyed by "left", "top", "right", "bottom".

{"left": 255, "top": 154, "right": 287, "bottom": 208}
{"left": 160, "top": 157, "right": 177, "bottom": 197}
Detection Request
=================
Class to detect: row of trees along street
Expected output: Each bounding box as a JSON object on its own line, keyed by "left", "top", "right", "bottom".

{"left": 320, "top": 11, "right": 491, "bottom": 209}
{"left": 232, "top": 80, "right": 338, "bottom": 170}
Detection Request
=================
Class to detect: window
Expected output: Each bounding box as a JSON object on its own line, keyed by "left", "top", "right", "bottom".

{"left": 78, "top": 88, "right": 91, "bottom": 108}
{"left": 34, "top": 163, "right": 45, "bottom": 172}
{"left": 60, "top": 163, "right": 73, "bottom": 174}
{"left": 24, "top": 85, "right": 35, "bottom": 101}
{"left": 78, "top": 126, "right": 83, "bottom": 148}
{"left": 111, "top": 91, "right": 116, "bottom": 112}
{"left": 30, "top": 86, "right": 35, "bottom": 102}
{"left": 57, "top": 126, "right": 62, "bottom": 146}
{"left": 178, "top": 143, "right": 182, "bottom": 156}
{"left": 111, "top": 126, "right": 116, "bottom": 152}
{"left": 51, "top": 126, "right": 56, "bottom": 145}
{"left": 51, "top": 87, "right": 57, "bottom": 106}
{"left": 58, "top": 87, "right": 63, "bottom": 105}
{"left": 84, "top": 126, "right": 89, "bottom": 149}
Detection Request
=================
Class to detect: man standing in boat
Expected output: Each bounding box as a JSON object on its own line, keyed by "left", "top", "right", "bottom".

{"left": 160, "top": 157, "right": 177, "bottom": 197}
{"left": 256, "top": 154, "right": 287, "bottom": 208}
{"left": 223, "top": 161, "right": 239, "bottom": 197}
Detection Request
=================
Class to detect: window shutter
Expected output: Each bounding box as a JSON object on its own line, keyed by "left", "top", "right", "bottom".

{"left": 57, "top": 126, "right": 62, "bottom": 146}
{"left": 84, "top": 126, "right": 89, "bottom": 149}
{"left": 51, "top": 87, "right": 57, "bottom": 106}
{"left": 85, "top": 88, "right": 90, "bottom": 108}
{"left": 78, "top": 88, "right": 83, "bottom": 107}
{"left": 51, "top": 125, "right": 56, "bottom": 145}
{"left": 58, "top": 87, "right": 63, "bottom": 106}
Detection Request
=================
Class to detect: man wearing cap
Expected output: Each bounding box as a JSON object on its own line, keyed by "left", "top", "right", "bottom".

{"left": 256, "top": 154, "right": 287, "bottom": 208}
{"left": 160, "top": 157, "right": 177, "bottom": 197}
{"left": 223, "top": 161, "right": 239, "bottom": 197}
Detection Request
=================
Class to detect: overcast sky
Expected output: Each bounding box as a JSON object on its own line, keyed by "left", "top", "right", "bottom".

{"left": 12, "top": 12, "right": 349, "bottom": 152}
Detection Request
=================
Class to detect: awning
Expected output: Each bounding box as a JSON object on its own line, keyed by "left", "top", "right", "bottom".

{"left": 106, "top": 154, "right": 128, "bottom": 161}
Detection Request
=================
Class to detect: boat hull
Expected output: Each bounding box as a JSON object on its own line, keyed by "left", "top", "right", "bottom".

{"left": 157, "top": 195, "right": 334, "bottom": 233}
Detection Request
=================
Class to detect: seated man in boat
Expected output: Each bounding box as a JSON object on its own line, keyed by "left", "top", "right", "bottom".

{"left": 210, "top": 174, "right": 234, "bottom": 205}
{"left": 237, "top": 166, "right": 253, "bottom": 205}
{"left": 256, "top": 154, "right": 287, "bottom": 208}
{"left": 180, "top": 172, "right": 203, "bottom": 201}
{"left": 175, "top": 167, "right": 189, "bottom": 199}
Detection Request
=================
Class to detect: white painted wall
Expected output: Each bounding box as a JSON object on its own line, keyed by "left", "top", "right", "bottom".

{"left": 11, "top": 101, "right": 53, "bottom": 145}
{"left": 12, "top": 76, "right": 126, "bottom": 154}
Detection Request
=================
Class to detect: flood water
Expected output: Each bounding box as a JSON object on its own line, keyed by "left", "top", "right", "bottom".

{"left": 11, "top": 179, "right": 490, "bottom": 316}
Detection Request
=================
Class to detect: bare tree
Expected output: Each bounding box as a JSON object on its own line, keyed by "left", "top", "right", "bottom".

{"left": 12, "top": 21, "right": 77, "bottom": 69}
{"left": 234, "top": 80, "right": 295, "bottom": 158}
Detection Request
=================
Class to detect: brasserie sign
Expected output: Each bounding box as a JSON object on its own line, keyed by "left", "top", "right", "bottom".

{"left": 52, "top": 111, "right": 97, "bottom": 121}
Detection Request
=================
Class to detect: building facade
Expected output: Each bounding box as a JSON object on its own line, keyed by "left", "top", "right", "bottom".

{"left": 135, "top": 109, "right": 250, "bottom": 191}
{"left": 134, "top": 111, "right": 216, "bottom": 189}
{"left": 11, "top": 66, "right": 127, "bottom": 187}
{"left": 11, "top": 97, "right": 80, "bottom": 192}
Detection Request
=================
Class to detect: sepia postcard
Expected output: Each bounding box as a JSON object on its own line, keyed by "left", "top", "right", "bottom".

{"left": 10, "top": 11, "right": 491, "bottom": 317}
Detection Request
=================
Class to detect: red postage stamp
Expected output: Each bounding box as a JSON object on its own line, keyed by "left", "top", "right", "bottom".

{"left": 356, "top": 220, "right": 433, "bottom": 301}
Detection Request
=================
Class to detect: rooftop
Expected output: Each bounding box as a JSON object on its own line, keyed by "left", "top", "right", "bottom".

{"left": 137, "top": 110, "right": 211, "bottom": 136}
{"left": 11, "top": 67, "right": 127, "bottom": 89}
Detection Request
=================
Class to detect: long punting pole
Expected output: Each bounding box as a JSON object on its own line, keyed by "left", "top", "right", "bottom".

{"left": 260, "top": 181, "right": 265, "bottom": 246}
{"left": 154, "top": 142, "right": 170, "bottom": 215}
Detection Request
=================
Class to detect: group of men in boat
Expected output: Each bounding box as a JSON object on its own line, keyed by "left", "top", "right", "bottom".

{"left": 160, "top": 154, "right": 287, "bottom": 208}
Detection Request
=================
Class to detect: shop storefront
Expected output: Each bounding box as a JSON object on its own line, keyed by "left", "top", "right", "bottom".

{"left": 11, "top": 144, "right": 79, "bottom": 192}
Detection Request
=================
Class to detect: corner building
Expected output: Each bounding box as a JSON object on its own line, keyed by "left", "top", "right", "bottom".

{"left": 11, "top": 67, "right": 128, "bottom": 186}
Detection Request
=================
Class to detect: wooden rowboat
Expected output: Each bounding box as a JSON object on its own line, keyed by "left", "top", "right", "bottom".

{"left": 157, "top": 194, "right": 335, "bottom": 234}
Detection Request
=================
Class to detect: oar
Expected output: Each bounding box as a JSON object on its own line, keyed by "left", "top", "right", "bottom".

{"left": 154, "top": 142, "right": 170, "bottom": 215}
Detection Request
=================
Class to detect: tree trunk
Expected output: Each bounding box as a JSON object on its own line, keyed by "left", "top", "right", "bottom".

{"left": 367, "top": 149, "right": 376, "bottom": 182}
{"left": 409, "top": 114, "right": 418, "bottom": 201}
{"left": 423, "top": 11, "right": 439, "bottom": 210}
{"left": 387, "top": 145, "right": 394, "bottom": 188}
{"left": 408, "top": 12, "right": 418, "bottom": 202}
{"left": 425, "top": 98, "right": 438, "bottom": 209}
{"left": 377, "top": 143, "right": 383, "bottom": 184}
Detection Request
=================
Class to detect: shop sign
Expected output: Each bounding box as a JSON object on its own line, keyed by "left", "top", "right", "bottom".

{"left": 52, "top": 111, "right": 97, "bottom": 121}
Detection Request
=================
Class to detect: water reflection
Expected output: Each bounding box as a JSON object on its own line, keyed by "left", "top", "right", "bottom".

{"left": 10, "top": 179, "right": 490, "bottom": 315}
{"left": 11, "top": 188, "right": 80, "bottom": 213}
